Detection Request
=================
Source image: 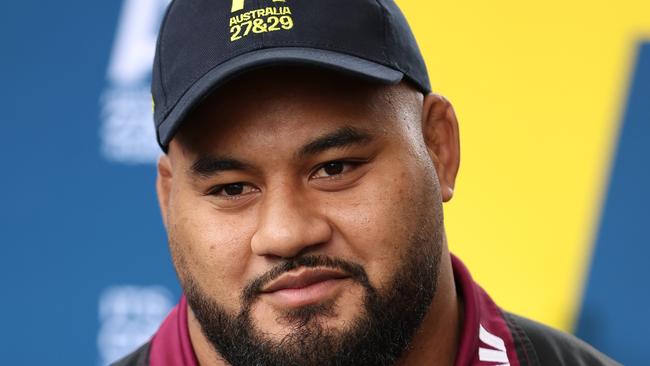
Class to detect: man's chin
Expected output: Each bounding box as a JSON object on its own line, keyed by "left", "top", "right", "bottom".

{"left": 251, "top": 288, "right": 365, "bottom": 337}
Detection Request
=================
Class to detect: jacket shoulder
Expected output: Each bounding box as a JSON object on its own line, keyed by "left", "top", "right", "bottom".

{"left": 504, "top": 312, "right": 620, "bottom": 366}
{"left": 110, "top": 341, "right": 151, "bottom": 366}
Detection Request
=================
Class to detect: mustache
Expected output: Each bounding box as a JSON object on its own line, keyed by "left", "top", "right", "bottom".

{"left": 241, "top": 255, "right": 370, "bottom": 305}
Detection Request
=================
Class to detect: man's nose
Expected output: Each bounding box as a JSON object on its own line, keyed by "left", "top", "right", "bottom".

{"left": 250, "top": 185, "right": 332, "bottom": 259}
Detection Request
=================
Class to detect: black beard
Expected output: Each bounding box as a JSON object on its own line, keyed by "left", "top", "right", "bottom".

{"left": 182, "top": 227, "right": 441, "bottom": 366}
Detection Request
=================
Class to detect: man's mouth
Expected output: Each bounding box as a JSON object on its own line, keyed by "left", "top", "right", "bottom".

{"left": 260, "top": 267, "right": 351, "bottom": 308}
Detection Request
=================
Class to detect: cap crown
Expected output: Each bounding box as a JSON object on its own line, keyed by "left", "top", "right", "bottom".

{"left": 152, "top": 0, "right": 430, "bottom": 148}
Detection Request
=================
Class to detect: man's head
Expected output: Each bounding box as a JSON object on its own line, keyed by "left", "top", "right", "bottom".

{"left": 152, "top": 0, "right": 460, "bottom": 364}
{"left": 156, "top": 67, "right": 460, "bottom": 365}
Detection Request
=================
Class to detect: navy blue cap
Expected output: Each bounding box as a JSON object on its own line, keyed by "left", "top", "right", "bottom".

{"left": 152, "top": 0, "right": 431, "bottom": 150}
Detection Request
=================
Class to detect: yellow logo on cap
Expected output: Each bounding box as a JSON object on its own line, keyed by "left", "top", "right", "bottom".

{"left": 229, "top": 0, "right": 293, "bottom": 42}
{"left": 231, "top": 0, "right": 244, "bottom": 12}
{"left": 232, "top": 0, "right": 285, "bottom": 13}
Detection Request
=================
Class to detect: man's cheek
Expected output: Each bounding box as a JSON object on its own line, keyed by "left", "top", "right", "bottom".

{"left": 351, "top": 180, "right": 420, "bottom": 287}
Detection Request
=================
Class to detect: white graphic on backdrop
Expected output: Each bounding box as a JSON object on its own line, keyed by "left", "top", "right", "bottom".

{"left": 97, "top": 286, "right": 174, "bottom": 365}
{"left": 101, "top": 0, "right": 170, "bottom": 164}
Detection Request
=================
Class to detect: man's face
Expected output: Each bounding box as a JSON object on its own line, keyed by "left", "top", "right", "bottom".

{"left": 160, "top": 68, "right": 449, "bottom": 365}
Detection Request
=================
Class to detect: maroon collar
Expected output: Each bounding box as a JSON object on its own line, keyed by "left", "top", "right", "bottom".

{"left": 451, "top": 254, "right": 520, "bottom": 366}
{"left": 149, "top": 255, "right": 520, "bottom": 366}
{"left": 149, "top": 295, "right": 199, "bottom": 366}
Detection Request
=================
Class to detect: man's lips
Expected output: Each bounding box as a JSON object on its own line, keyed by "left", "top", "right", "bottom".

{"left": 259, "top": 267, "right": 351, "bottom": 308}
{"left": 262, "top": 267, "right": 350, "bottom": 293}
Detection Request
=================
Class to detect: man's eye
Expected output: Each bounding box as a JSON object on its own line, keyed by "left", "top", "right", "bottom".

{"left": 312, "top": 161, "right": 358, "bottom": 179}
{"left": 210, "top": 183, "right": 256, "bottom": 197}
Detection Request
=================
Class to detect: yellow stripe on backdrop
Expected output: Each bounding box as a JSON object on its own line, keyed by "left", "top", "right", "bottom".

{"left": 396, "top": 0, "right": 650, "bottom": 331}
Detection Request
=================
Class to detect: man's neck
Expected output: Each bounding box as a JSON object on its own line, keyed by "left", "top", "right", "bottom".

{"left": 396, "top": 249, "right": 462, "bottom": 366}
{"left": 187, "top": 309, "right": 228, "bottom": 366}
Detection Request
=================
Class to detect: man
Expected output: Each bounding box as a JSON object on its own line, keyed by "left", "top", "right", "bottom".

{"left": 115, "top": 0, "right": 619, "bottom": 365}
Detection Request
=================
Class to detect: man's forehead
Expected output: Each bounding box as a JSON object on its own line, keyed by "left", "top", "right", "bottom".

{"left": 171, "top": 68, "right": 421, "bottom": 153}
{"left": 171, "top": 119, "right": 383, "bottom": 166}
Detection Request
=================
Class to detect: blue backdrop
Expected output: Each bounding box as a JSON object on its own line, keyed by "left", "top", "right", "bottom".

{"left": 0, "top": 1, "right": 179, "bottom": 364}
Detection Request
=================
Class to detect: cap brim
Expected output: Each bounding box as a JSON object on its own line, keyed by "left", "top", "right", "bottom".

{"left": 157, "top": 47, "right": 404, "bottom": 148}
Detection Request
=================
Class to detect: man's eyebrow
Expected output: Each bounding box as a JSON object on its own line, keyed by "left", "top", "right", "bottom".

{"left": 297, "top": 126, "right": 374, "bottom": 158}
{"left": 189, "top": 155, "right": 252, "bottom": 177}
{"left": 189, "top": 127, "right": 373, "bottom": 177}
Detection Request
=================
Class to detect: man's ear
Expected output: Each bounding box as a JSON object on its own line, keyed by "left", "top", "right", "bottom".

{"left": 156, "top": 154, "right": 173, "bottom": 229}
{"left": 421, "top": 94, "right": 460, "bottom": 202}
